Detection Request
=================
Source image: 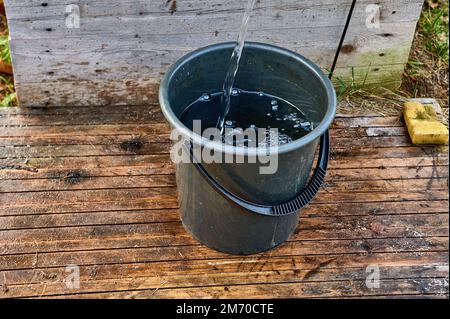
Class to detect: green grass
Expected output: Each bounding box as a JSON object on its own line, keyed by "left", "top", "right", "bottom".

{"left": 0, "top": 34, "right": 11, "bottom": 64}
{"left": 0, "top": 37, "right": 16, "bottom": 107}
{"left": 0, "top": 74, "right": 15, "bottom": 107}
{"left": 332, "top": 65, "right": 372, "bottom": 101}
{"left": 407, "top": 59, "right": 425, "bottom": 72}
{"left": 0, "top": 91, "right": 15, "bottom": 106}
{"left": 419, "top": 0, "right": 449, "bottom": 60}
{"left": 0, "top": 13, "right": 16, "bottom": 107}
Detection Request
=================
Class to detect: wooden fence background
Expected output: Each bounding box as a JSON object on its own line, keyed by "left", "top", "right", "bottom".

{"left": 4, "top": 0, "right": 424, "bottom": 106}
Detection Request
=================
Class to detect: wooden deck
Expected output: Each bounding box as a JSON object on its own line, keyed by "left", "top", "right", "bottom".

{"left": 0, "top": 104, "right": 448, "bottom": 299}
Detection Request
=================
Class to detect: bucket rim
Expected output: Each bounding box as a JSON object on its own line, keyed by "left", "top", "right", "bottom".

{"left": 159, "top": 41, "right": 337, "bottom": 156}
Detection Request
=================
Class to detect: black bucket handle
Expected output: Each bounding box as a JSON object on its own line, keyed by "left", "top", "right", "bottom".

{"left": 184, "top": 130, "right": 329, "bottom": 216}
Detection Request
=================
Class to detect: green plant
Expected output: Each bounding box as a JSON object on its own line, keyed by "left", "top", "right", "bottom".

{"left": 420, "top": 1, "right": 449, "bottom": 60}
{"left": 333, "top": 65, "right": 372, "bottom": 101}
{"left": 407, "top": 59, "right": 425, "bottom": 69}
{"left": 0, "top": 91, "right": 15, "bottom": 106}
{"left": 0, "top": 17, "right": 15, "bottom": 106}
{"left": 0, "top": 35, "right": 10, "bottom": 64}
{"left": 0, "top": 74, "right": 16, "bottom": 107}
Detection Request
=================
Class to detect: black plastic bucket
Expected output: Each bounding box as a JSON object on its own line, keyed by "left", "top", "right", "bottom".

{"left": 159, "top": 42, "right": 336, "bottom": 255}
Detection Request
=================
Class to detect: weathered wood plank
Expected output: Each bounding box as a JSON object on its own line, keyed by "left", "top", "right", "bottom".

{"left": 0, "top": 155, "right": 447, "bottom": 181}
{"left": 8, "top": 33, "right": 410, "bottom": 80}
{"left": 13, "top": 79, "right": 160, "bottom": 106}
{"left": 6, "top": 4, "right": 419, "bottom": 39}
{"left": 333, "top": 116, "right": 403, "bottom": 127}
{"left": 0, "top": 155, "right": 175, "bottom": 180}
{"left": 0, "top": 133, "right": 429, "bottom": 149}
{"left": 1, "top": 135, "right": 433, "bottom": 152}
{"left": 0, "top": 236, "right": 447, "bottom": 271}
{"left": 52, "top": 277, "right": 447, "bottom": 299}
{"left": 2, "top": 195, "right": 446, "bottom": 218}
{"left": 0, "top": 209, "right": 182, "bottom": 229}
{"left": 0, "top": 112, "right": 405, "bottom": 128}
{"left": 0, "top": 214, "right": 447, "bottom": 257}
{"left": 0, "top": 142, "right": 172, "bottom": 158}
{"left": 0, "top": 175, "right": 447, "bottom": 193}
{"left": 0, "top": 127, "right": 412, "bottom": 145}
{"left": 2, "top": 249, "right": 447, "bottom": 298}
{"left": 4, "top": 0, "right": 423, "bottom": 105}
{"left": 0, "top": 194, "right": 447, "bottom": 219}
{"left": 0, "top": 123, "right": 170, "bottom": 137}
{"left": 0, "top": 188, "right": 447, "bottom": 219}
{"left": 2, "top": 264, "right": 448, "bottom": 299}
{"left": 1, "top": 199, "right": 447, "bottom": 219}
{"left": 305, "top": 201, "right": 449, "bottom": 217}
{"left": 0, "top": 110, "right": 165, "bottom": 126}
{"left": 11, "top": 77, "right": 404, "bottom": 107}
{"left": 0, "top": 113, "right": 408, "bottom": 134}
{"left": 0, "top": 104, "right": 157, "bottom": 115}
{"left": 2, "top": 142, "right": 448, "bottom": 160}
{"left": 1, "top": 199, "right": 448, "bottom": 230}
{"left": 0, "top": 107, "right": 395, "bottom": 117}
{"left": 4, "top": 0, "right": 421, "bottom": 19}
{"left": 331, "top": 146, "right": 448, "bottom": 160}
{"left": 2, "top": 251, "right": 447, "bottom": 285}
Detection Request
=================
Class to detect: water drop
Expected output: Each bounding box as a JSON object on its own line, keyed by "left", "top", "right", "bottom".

{"left": 231, "top": 88, "right": 240, "bottom": 96}
{"left": 225, "top": 120, "right": 234, "bottom": 127}
{"left": 301, "top": 121, "right": 311, "bottom": 127}
{"left": 271, "top": 100, "right": 279, "bottom": 111}
{"left": 200, "top": 93, "right": 210, "bottom": 102}
{"left": 300, "top": 121, "right": 312, "bottom": 131}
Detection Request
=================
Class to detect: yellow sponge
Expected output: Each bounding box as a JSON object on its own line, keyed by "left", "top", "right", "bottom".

{"left": 403, "top": 101, "right": 448, "bottom": 145}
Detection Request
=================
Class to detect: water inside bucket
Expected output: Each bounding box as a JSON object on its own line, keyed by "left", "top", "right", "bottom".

{"left": 180, "top": 89, "right": 315, "bottom": 147}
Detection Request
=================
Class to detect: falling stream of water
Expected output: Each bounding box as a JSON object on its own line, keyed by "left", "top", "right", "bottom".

{"left": 217, "top": 0, "right": 258, "bottom": 134}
